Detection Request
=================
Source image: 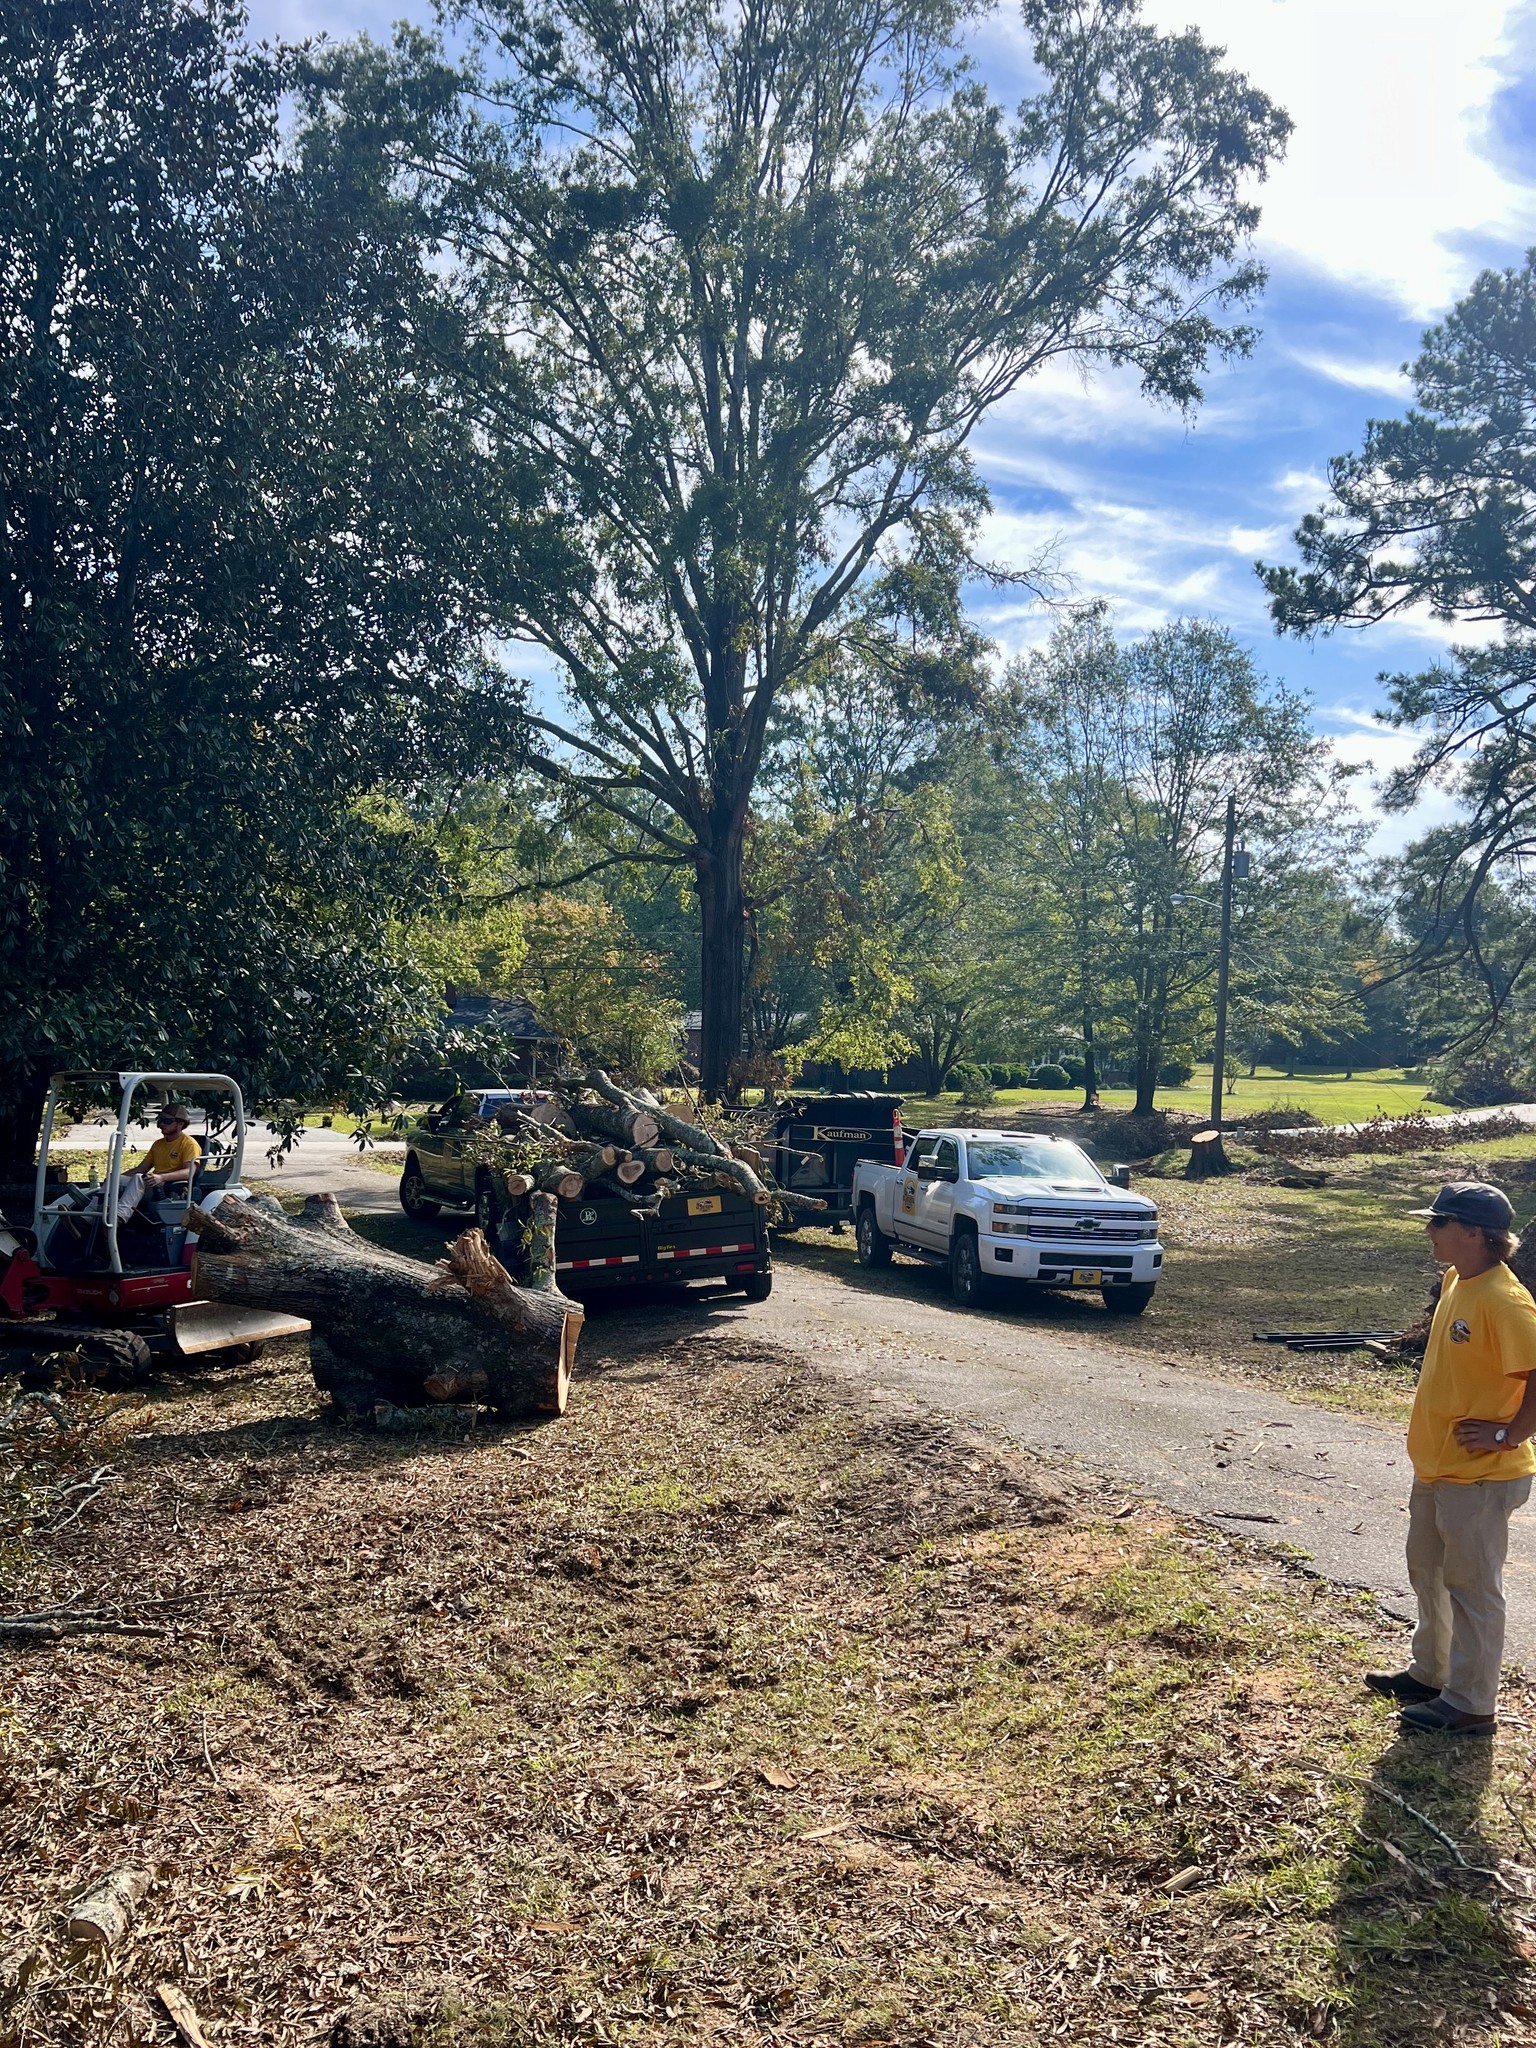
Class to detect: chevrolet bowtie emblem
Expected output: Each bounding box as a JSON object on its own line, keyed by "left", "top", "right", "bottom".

{"left": 1077, "top": 1217, "right": 1100, "bottom": 1231}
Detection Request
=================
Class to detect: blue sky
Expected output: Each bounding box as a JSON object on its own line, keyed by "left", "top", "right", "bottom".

{"left": 248, "top": 0, "right": 1536, "bottom": 848}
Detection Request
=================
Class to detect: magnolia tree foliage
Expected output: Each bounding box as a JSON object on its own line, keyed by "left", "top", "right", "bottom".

{"left": 372, "top": 0, "right": 1290, "bottom": 1094}
{"left": 0, "top": 0, "right": 560, "bottom": 1172}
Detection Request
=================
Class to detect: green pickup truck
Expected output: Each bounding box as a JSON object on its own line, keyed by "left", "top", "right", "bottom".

{"left": 399, "top": 1090, "right": 547, "bottom": 1235}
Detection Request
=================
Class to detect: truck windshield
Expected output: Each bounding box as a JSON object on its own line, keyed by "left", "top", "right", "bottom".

{"left": 965, "top": 1138, "right": 1101, "bottom": 1186}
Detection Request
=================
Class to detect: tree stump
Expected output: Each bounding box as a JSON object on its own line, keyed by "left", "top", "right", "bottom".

{"left": 187, "top": 1194, "right": 580, "bottom": 1419}
{"left": 1185, "top": 1128, "right": 1232, "bottom": 1180}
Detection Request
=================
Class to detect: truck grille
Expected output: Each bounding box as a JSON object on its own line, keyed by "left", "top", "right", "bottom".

{"left": 997, "top": 1208, "right": 1156, "bottom": 1242}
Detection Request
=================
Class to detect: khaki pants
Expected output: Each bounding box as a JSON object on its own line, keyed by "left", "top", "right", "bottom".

{"left": 1407, "top": 1476, "right": 1531, "bottom": 1716}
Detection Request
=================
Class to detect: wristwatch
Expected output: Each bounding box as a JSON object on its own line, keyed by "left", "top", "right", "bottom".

{"left": 1495, "top": 1426, "right": 1510, "bottom": 1445}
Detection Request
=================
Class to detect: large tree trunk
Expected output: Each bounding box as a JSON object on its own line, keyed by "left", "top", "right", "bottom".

{"left": 187, "top": 1192, "right": 580, "bottom": 1420}
{"left": 0, "top": 1055, "right": 51, "bottom": 1186}
{"left": 697, "top": 817, "right": 747, "bottom": 1102}
{"left": 1080, "top": 1009, "right": 1099, "bottom": 1110}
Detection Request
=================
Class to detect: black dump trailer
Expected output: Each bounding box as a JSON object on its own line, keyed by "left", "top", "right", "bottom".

{"left": 496, "top": 1184, "right": 772, "bottom": 1300}
{"left": 768, "top": 1092, "right": 905, "bottom": 1226}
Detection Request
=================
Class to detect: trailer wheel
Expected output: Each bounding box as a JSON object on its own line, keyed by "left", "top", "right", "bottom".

{"left": 740, "top": 1272, "right": 773, "bottom": 1302}
{"left": 399, "top": 1158, "right": 442, "bottom": 1220}
{"left": 856, "top": 1201, "right": 892, "bottom": 1269}
{"left": 76, "top": 1328, "right": 153, "bottom": 1390}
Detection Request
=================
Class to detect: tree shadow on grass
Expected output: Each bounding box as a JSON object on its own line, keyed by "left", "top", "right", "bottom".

{"left": 1330, "top": 1730, "right": 1528, "bottom": 2046}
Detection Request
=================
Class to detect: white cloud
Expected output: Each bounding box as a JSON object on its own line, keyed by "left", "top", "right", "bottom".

{"left": 1136, "top": 0, "right": 1536, "bottom": 316}
{"left": 1284, "top": 349, "right": 1413, "bottom": 397}
{"left": 974, "top": 351, "right": 1263, "bottom": 449}
{"left": 1315, "top": 708, "right": 1466, "bottom": 856}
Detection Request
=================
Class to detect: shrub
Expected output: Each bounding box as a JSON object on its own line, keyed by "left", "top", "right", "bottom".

{"left": 947, "top": 1061, "right": 996, "bottom": 1106}
{"left": 1431, "top": 1056, "right": 1535, "bottom": 1108}
{"left": 1062, "top": 1056, "right": 1086, "bottom": 1086}
{"left": 989, "top": 1064, "right": 1012, "bottom": 1087}
{"left": 1157, "top": 1059, "right": 1196, "bottom": 1087}
{"left": 1032, "top": 1063, "right": 1070, "bottom": 1089}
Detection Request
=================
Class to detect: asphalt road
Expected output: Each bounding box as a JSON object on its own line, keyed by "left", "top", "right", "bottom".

{"left": 54, "top": 1122, "right": 407, "bottom": 1212}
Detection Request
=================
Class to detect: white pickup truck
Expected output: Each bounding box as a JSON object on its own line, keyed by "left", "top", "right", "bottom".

{"left": 851, "top": 1127, "right": 1163, "bottom": 1314}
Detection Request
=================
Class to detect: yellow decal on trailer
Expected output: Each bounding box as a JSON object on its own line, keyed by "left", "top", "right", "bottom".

{"left": 687, "top": 1194, "right": 722, "bottom": 1217}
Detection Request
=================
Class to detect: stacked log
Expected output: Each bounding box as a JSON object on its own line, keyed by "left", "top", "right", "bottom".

{"left": 187, "top": 1192, "right": 579, "bottom": 1421}
{"left": 478, "top": 1070, "right": 824, "bottom": 1226}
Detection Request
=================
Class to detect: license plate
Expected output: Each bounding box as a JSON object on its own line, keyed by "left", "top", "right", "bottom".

{"left": 687, "top": 1195, "right": 722, "bottom": 1217}
{"left": 1071, "top": 1267, "right": 1104, "bottom": 1286}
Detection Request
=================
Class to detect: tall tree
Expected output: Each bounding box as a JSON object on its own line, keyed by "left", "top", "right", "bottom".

{"left": 398, "top": 0, "right": 1289, "bottom": 1094}
{"left": 1261, "top": 252, "right": 1536, "bottom": 1036}
{"left": 1016, "top": 615, "right": 1361, "bottom": 1112}
{"left": 0, "top": 0, "right": 557, "bottom": 1175}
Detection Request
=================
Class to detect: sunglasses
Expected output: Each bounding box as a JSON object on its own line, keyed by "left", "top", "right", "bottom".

{"left": 1425, "top": 1215, "right": 1455, "bottom": 1229}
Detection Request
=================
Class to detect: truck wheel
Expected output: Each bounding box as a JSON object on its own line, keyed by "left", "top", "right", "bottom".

{"left": 1102, "top": 1282, "right": 1156, "bottom": 1316}
{"left": 740, "top": 1272, "right": 773, "bottom": 1302}
{"left": 399, "top": 1158, "right": 441, "bottom": 1221}
{"left": 950, "top": 1227, "right": 994, "bottom": 1308}
{"left": 856, "top": 1202, "right": 892, "bottom": 1269}
{"left": 474, "top": 1171, "right": 501, "bottom": 1238}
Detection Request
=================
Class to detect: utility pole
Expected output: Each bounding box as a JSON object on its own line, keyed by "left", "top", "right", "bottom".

{"left": 1210, "top": 793, "right": 1237, "bottom": 1131}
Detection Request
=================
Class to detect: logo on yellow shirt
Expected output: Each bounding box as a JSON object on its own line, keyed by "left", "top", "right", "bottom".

{"left": 1450, "top": 1319, "right": 1471, "bottom": 1343}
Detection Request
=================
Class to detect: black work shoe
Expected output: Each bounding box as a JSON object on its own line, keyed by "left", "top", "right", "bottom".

{"left": 1399, "top": 1698, "right": 1496, "bottom": 1738}
{"left": 1364, "top": 1669, "right": 1441, "bottom": 1704}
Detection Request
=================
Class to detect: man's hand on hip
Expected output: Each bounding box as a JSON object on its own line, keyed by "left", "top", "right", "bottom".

{"left": 1454, "top": 1418, "right": 1514, "bottom": 1452}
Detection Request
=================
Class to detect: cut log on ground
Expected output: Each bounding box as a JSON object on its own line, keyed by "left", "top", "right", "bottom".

{"left": 188, "top": 1194, "right": 579, "bottom": 1419}
{"left": 1185, "top": 1128, "right": 1233, "bottom": 1180}
{"left": 68, "top": 1866, "right": 151, "bottom": 1945}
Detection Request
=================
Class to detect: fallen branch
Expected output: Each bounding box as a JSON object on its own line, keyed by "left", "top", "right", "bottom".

{"left": 1335, "top": 1772, "right": 1515, "bottom": 1887}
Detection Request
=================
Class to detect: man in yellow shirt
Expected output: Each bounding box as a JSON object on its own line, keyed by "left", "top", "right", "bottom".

{"left": 118, "top": 1104, "right": 202, "bottom": 1222}
{"left": 1365, "top": 1182, "right": 1536, "bottom": 1736}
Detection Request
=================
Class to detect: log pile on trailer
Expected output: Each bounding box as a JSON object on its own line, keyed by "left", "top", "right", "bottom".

{"left": 482, "top": 1070, "right": 825, "bottom": 1230}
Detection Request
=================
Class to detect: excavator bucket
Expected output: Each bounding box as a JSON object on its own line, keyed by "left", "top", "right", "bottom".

{"left": 168, "top": 1299, "right": 311, "bottom": 1356}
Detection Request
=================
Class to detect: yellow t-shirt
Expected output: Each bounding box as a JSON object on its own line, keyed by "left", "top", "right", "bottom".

{"left": 144, "top": 1133, "right": 201, "bottom": 1176}
{"left": 1408, "top": 1263, "right": 1536, "bottom": 1483}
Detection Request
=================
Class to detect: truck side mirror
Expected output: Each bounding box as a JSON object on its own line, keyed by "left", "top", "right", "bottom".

{"left": 1110, "top": 1163, "right": 1131, "bottom": 1189}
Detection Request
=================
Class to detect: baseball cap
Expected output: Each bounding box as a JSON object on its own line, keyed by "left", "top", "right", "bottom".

{"left": 157, "top": 1103, "right": 192, "bottom": 1126}
{"left": 1408, "top": 1181, "right": 1515, "bottom": 1230}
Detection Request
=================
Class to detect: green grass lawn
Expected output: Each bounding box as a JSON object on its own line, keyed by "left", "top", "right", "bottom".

{"left": 895, "top": 1063, "right": 1452, "bottom": 1127}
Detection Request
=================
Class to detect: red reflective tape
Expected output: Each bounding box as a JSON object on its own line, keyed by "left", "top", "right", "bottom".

{"left": 556, "top": 1254, "right": 641, "bottom": 1270}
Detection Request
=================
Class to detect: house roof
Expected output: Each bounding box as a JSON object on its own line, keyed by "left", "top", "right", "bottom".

{"left": 447, "top": 993, "right": 561, "bottom": 1043}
